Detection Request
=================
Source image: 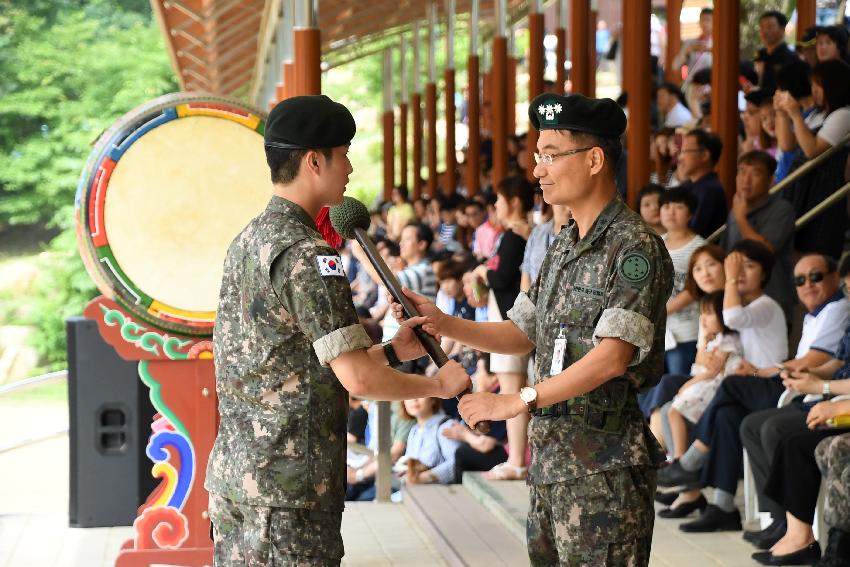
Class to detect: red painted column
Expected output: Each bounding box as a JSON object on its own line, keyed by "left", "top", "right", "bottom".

{"left": 623, "top": 0, "right": 651, "bottom": 208}
{"left": 711, "top": 1, "right": 739, "bottom": 203}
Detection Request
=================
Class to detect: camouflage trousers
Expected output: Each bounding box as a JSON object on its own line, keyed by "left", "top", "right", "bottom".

{"left": 209, "top": 493, "right": 343, "bottom": 566}
{"left": 816, "top": 433, "right": 850, "bottom": 532}
{"left": 526, "top": 466, "right": 656, "bottom": 567}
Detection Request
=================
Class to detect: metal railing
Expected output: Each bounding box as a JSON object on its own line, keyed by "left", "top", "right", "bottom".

{"left": 0, "top": 369, "right": 69, "bottom": 454}
{"left": 707, "top": 132, "right": 850, "bottom": 243}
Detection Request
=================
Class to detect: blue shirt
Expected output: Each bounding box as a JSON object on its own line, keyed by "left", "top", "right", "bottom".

{"left": 405, "top": 413, "right": 462, "bottom": 484}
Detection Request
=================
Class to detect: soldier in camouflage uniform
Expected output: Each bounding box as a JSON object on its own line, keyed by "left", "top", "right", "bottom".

{"left": 206, "top": 95, "right": 470, "bottom": 567}
{"left": 815, "top": 433, "right": 850, "bottom": 566}
{"left": 393, "top": 93, "right": 673, "bottom": 566}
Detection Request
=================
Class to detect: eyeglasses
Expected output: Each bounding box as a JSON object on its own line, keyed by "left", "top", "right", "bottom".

{"left": 533, "top": 147, "right": 593, "bottom": 166}
{"left": 794, "top": 271, "right": 825, "bottom": 287}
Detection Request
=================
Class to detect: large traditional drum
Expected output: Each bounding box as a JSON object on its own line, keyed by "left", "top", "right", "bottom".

{"left": 76, "top": 93, "right": 270, "bottom": 336}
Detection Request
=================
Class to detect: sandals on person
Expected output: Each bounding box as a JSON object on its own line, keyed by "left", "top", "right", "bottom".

{"left": 483, "top": 462, "right": 528, "bottom": 480}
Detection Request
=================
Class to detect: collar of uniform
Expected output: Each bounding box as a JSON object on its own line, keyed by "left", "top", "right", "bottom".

{"left": 570, "top": 197, "right": 625, "bottom": 247}
{"left": 266, "top": 196, "right": 317, "bottom": 230}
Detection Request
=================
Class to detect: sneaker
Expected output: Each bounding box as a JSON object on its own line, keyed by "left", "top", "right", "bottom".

{"left": 679, "top": 504, "right": 742, "bottom": 532}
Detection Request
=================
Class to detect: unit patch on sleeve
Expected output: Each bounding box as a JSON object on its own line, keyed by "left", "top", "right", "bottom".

{"left": 618, "top": 252, "right": 651, "bottom": 284}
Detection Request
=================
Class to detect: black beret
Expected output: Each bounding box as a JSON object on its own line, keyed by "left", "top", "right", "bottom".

{"left": 265, "top": 95, "right": 356, "bottom": 150}
{"left": 528, "top": 93, "right": 626, "bottom": 138}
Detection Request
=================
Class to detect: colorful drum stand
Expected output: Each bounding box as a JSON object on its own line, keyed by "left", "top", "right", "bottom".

{"left": 76, "top": 93, "right": 268, "bottom": 567}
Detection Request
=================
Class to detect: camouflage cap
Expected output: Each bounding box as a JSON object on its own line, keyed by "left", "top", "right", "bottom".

{"left": 528, "top": 93, "right": 626, "bottom": 138}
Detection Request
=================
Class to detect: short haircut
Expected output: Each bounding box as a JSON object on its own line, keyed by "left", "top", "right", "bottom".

{"left": 658, "top": 185, "right": 698, "bottom": 214}
{"left": 817, "top": 25, "right": 849, "bottom": 52}
{"left": 496, "top": 175, "right": 535, "bottom": 214}
{"left": 558, "top": 130, "right": 623, "bottom": 175}
{"left": 700, "top": 7, "right": 713, "bottom": 17}
{"left": 265, "top": 146, "right": 333, "bottom": 184}
{"left": 434, "top": 258, "right": 467, "bottom": 281}
{"left": 394, "top": 184, "right": 409, "bottom": 201}
{"left": 776, "top": 59, "right": 812, "bottom": 100}
{"left": 404, "top": 222, "right": 434, "bottom": 249}
{"left": 699, "top": 291, "right": 736, "bottom": 335}
{"left": 686, "top": 128, "right": 723, "bottom": 165}
{"left": 760, "top": 10, "right": 788, "bottom": 29}
{"left": 638, "top": 183, "right": 664, "bottom": 204}
{"left": 462, "top": 199, "right": 485, "bottom": 212}
{"left": 684, "top": 244, "right": 727, "bottom": 298}
{"left": 654, "top": 126, "right": 677, "bottom": 138}
{"left": 730, "top": 239, "right": 775, "bottom": 286}
{"left": 797, "top": 253, "right": 838, "bottom": 274}
{"left": 738, "top": 150, "right": 778, "bottom": 178}
{"left": 811, "top": 59, "right": 850, "bottom": 114}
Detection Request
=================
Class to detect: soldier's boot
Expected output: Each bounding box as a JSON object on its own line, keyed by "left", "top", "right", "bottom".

{"left": 814, "top": 528, "right": 850, "bottom": 567}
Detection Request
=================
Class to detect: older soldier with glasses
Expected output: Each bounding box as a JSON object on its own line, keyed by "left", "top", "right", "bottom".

{"left": 392, "top": 93, "right": 674, "bottom": 566}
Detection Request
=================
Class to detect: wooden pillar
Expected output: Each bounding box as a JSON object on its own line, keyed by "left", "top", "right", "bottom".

{"left": 711, "top": 1, "right": 739, "bottom": 203}
{"left": 491, "top": 10, "right": 508, "bottom": 189}
{"left": 400, "top": 36, "right": 409, "bottom": 191}
{"left": 556, "top": 0, "right": 567, "bottom": 94}
{"left": 623, "top": 0, "right": 651, "bottom": 208}
{"left": 570, "top": 0, "right": 592, "bottom": 95}
{"left": 797, "top": 0, "right": 817, "bottom": 42}
{"left": 482, "top": 70, "right": 492, "bottom": 133}
{"left": 467, "top": 0, "right": 481, "bottom": 196}
{"left": 383, "top": 50, "right": 395, "bottom": 201}
{"left": 665, "top": 0, "right": 682, "bottom": 84}
{"left": 283, "top": 62, "right": 295, "bottom": 98}
{"left": 293, "top": 0, "right": 320, "bottom": 95}
{"left": 528, "top": 1, "right": 545, "bottom": 180}
{"left": 426, "top": 3, "right": 438, "bottom": 197}
{"left": 589, "top": 8, "right": 597, "bottom": 96}
{"left": 412, "top": 21, "right": 423, "bottom": 199}
{"left": 507, "top": 55, "right": 517, "bottom": 136}
{"left": 445, "top": 0, "right": 457, "bottom": 196}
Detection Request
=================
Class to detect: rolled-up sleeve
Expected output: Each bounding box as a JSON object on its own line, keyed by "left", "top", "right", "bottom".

{"left": 507, "top": 291, "right": 537, "bottom": 345}
{"left": 594, "top": 233, "right": 672, "bottom": 366}
{"left": 272, "top": 241, "right": 373, "bottom": 366}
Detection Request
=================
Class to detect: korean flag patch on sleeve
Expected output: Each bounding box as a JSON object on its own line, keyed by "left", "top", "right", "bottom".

{"left": 316, "top": 255, "right": 346, "bottom": 277}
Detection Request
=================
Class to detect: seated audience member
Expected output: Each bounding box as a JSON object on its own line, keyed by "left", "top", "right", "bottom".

{"left": 816, "top": 25, "right": 850, "bottom": 64}
{"left": 658, "top": 82, "right": 694, "bottom": 128}
{"left": 676, "top": 129, "right": 727, "bottom": 238}
{"left": 437, "top": 195, "right": 463, "bottom": 252}
{"left": 722, "top": 241, "right": 788, "bottom": 367}
{"left": 739, "top": 255, "right": 850, "bottom": 552}
{"left": 658, "top": 254, "right": 850, "bottom": 532}
{"left": 403, "top": 397, "right": 462, "bottom": 485}
{"left": 719, "top": 150, "right": 795, "bottom": 315}
{"left": 386, "top": 185, "right": 415, "bottom": 241}
{"left": 772, "top": 58, "right": 816, "bottom": 183}
{"left": 775, "top": 59, "right": 850, "bottom": 259}
{"left": 441, "top": 418, "right": 509, "bottom": 484}
{"left": 469, "top": 194, "right": 502, "bottom": 261}
{"left": 660, "top": 187, "right": 706, "bottom": 375}
{"left": 520, "top": 203, "right": 570, "bottom": 290}
{"left": 741, "top": 89, "right": 777, "bottom": 157}
{"left": 664, "top": 292, "right": 743, "bottom": 469}
{"left": 348, "top": 397, "right": 368, "bottom": 444}
{"left": 815, "top": 433, "right": 850, "bottom": 566}
{"left": 346, "top": 401, "right": 416, "bottom": 501}
{"left": 752, "top": 397, "right": 850, "bottom": 565}
{"left": 650, "top": 127, "right": 677, "bottom": 185}
{"left": 637, "top": 183, "right": 666, "bottom": 236}
{"left": 639, "top": 244, "right": 726, "bottom": 446}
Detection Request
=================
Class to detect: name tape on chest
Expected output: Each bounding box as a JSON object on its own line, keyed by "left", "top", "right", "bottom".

{"left": 316, "top": 255, "right": 346, "bottom": 277}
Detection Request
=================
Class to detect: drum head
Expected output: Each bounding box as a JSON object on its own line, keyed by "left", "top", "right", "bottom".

{"left": 76, "top": 93, "right": 270, "bottom": 336}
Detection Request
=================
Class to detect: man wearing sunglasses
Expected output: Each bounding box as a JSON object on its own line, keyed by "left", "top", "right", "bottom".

{"left": 391, "top": 93, "right": 674, "bottom": 566}
{"left": 660, "top": 254, "right": 850, "bottom": 533}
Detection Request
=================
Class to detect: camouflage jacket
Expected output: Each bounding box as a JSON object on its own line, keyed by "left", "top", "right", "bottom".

{"left": 508, "top": 196, "right": 673, "bottom": 485}
{"left": 206, "top": 196, "right": 372, "bottom": 510}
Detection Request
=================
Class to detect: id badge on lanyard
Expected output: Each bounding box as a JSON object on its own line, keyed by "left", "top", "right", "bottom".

{"left": 549, "top": 324, "right": 567, "bottom": 376}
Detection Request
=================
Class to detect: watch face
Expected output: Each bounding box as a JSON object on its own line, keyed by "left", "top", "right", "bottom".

{"left": 521, "top": 388, "right": 536, "bottom": 403}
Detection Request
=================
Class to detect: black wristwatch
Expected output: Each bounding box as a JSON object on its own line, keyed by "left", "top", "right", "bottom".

{"left": 382, "top": 341, "right": 402, "bottom": 367}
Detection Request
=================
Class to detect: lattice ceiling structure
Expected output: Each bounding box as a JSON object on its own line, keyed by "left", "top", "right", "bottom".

{"left": 151, "top": 0, "right": 538, "bottom": 99}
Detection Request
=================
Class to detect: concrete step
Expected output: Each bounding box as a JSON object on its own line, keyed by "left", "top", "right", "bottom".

{"left": 461, "top": 472, "right": 528, "bottom": 544}
{"left": 402, "top": 483, "right": 529, "bottom": 567}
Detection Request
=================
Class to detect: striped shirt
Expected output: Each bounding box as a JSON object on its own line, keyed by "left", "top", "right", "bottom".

{"left": 664, "top": 233, "right": 706, "bottom": 344}
{"left": 381, "top": 259, "right": 437, "bottom": 341}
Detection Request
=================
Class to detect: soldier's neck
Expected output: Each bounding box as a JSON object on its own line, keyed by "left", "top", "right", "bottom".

{"left": 570, "top": 186, "right": 616, "bottom": 239}
{"left": 272, "top": 182, "right": 323, "bottom": 220}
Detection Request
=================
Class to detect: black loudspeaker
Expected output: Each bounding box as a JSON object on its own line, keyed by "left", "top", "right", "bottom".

{"left": 67, "top": 316, "right": 157, "bottom": 528}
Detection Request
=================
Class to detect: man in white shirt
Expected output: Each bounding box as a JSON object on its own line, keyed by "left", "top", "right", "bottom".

{"left": 659, "top": 254, "right": 850, "bottom": 532}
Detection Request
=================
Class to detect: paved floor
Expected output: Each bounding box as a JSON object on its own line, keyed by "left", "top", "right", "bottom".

{"left": 0, "top": 399, "right": 763, "bottom": 566}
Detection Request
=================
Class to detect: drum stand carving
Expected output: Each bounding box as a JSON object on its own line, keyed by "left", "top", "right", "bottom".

{"left": 85, "top": 297, "right": 215, "bottom": 567}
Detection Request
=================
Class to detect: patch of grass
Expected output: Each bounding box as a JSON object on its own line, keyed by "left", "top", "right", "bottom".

{"left": 0, "top": 380, "right": 68, "bottom": 404}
